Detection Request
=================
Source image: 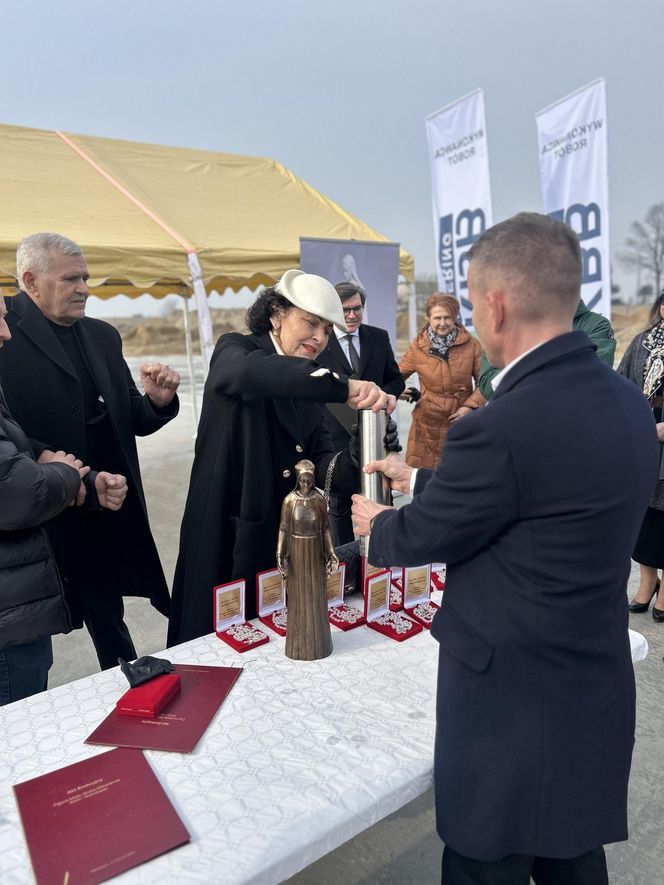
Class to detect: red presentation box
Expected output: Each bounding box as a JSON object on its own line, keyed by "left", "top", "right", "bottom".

{"left": 213, "top": 578, "right": 270, "bottom": 652}
{"left": 431, "top": 563, "right": 446, "bottom": 592}
{"left": 219, "top": 621, "right": 270, "bottom": 652}
{"left": 402, "top": 564, "right": 438, "bottom": 629}
{"left": 116, "top": 673, "right": 181, "bottom": 718}
{"left": 256, "top": 568, "right": 288, "bottom": 635}
{"left": 408, "top": 600, "right": 440, "bottom": 629}
{"left": 328, "top": 603, "right": 365, "bottom": 631}
{"left": 326, "top": 562, "right": 346, "bottom": 608}
{"left": 364, "top": 570, "right": 422, "bottom": 642}
{"left": 260, "top": 609, "right": 288, "bottom": 636}
{"left": 390, "top": 567, "right": 404, "bottom": 611}
{"left": 328, "top": 563, "right": 364, "bottom": 630}
{"left": 368, "top": 610, "right": 422, "bottom": 641}
{"left": 361, "top": 556, "right": 385, "bottom": 596}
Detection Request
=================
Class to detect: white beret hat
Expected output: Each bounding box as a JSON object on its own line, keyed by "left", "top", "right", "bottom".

{"left": 275, "top": 269, "right": 347, "bottom": 331}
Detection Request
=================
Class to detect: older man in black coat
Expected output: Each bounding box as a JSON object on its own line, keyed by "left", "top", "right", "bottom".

{"left": 0, "top": 233, "right": 180, "bottom": 670}
{"left": 0, "top": 292, "right": 128, "bottom": 701}
{"left": 353, "top": 213, "right": 658, "bottom": 884}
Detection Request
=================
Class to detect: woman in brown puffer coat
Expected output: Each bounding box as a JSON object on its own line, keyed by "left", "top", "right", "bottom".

{"left": 399, "top": 293, "right": 485, "bottom": 469}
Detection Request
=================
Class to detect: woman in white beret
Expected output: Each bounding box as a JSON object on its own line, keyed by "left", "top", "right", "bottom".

{"left": 168, "top": 270, "right": 396, "bottom": 645}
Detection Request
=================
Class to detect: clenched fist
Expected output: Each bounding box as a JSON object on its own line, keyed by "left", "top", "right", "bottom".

{"left": 95, "top": 472, "right": 128, "bottom": 511}
{"left": 140, "top": 363, "right": 180, "bottom": 408}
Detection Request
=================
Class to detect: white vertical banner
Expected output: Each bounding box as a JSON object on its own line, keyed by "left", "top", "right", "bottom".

{"left": 536, "top": 78, "right": 610, "bottom": 317}
{"left": 425, "top": 88, "right": 493, "bottom": 326}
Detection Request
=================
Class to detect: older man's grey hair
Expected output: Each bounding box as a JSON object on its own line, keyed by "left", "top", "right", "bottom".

{"left": 16, "top": 233, "right": 82, "bottom": 284}
{"left": 468, "top": 213, "right": 582, "bottom": 321}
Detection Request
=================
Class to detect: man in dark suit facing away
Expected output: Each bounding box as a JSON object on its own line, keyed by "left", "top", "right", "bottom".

{"left": 316, "top": 282, "right": 404, "bottom": 544}
{"left": 352, "top": 213, "right": 658, "bottom": 884}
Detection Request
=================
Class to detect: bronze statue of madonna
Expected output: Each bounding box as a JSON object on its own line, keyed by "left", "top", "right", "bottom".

{"left": 277, "top": 460, "right": 337, "bottom": 660}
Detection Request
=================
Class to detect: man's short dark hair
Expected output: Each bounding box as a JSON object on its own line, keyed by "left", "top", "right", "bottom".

{"left": 468, "top": 212, "right": 582, "bottom": 319}
{"left": 334, "top": 282, "right": 366, "bottom": 306}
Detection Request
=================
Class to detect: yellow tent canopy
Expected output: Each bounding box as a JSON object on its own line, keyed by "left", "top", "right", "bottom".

{"left": 0, "top": 122, "right": 413, "bottom": 298}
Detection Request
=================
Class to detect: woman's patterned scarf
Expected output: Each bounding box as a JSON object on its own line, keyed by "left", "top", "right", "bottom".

{"left": 427, "top": 324, "right": 458, "bottom": 361}
{"left": 642, "top": 321, "right": 664, "bottom": 399}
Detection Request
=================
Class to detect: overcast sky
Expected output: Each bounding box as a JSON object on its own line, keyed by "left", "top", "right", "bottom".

{"left": 4, "top": 0, "right": 662, "bottom": 314}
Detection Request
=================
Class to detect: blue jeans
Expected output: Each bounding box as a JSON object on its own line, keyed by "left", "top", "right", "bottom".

{"left": 0, "top": 636, "right": 53, "bottom": 705}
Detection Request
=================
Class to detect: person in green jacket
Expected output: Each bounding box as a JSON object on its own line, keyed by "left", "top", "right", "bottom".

{"left": 478, "top": 299, "right": 616, "bottom": 399}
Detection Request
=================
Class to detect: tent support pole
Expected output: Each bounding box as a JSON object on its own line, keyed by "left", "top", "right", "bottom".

{"left": 187, "top": 252, "right": 214, "bottom": 370}
{"left": 181, "top": 292, "right": 199, "bottom": 435}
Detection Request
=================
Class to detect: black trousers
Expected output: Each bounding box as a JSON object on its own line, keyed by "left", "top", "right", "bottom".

{"left": 441, "top": 845, "right": 608, "bottom": 885}
{"left": 328, "top": 494, "right": 354, "bottom": 546}
{"left": 80, "top": 587, "right": 137, "bottom": 671}
{"left": 60, "top": 509, "right": 139, "bottom": 671}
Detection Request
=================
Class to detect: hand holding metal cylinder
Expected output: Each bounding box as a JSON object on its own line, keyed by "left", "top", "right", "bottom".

{"left": 358, "top": 409, "right": 390, "bottom": 554}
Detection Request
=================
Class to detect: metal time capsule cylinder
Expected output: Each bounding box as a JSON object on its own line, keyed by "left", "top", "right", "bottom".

{"left": 358, "top": 409, "right": 390, "bottom": 555}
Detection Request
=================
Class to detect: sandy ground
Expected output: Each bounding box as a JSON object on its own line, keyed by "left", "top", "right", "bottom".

{"left": 47, "top": 354, "right": 664, "bottom": 885}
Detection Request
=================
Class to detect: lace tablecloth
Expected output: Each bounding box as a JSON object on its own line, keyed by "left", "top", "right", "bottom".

{"left": 0, "top": 614, "right": 648, "bottom": 884}
{"left": 0, "top": 621, "right": 439, "bottom": 884}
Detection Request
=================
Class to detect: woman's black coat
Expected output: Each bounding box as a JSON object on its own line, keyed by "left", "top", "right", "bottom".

{"left": 168, "top": 332, "right": 356, "bottom": 644}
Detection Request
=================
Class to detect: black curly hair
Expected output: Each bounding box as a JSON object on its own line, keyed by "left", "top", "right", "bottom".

{"left": 245, "top": 286, "right": 293, "bottom": 334}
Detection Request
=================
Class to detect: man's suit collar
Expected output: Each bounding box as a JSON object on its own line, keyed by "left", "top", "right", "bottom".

{"left": 357, "top": 324, "right": 371, "bottom": 375}
{"left": 491, "top": 332, "right": 596, "bottom": 399}
{"left": 325, "top": 330, "right": 355, "bottom": 375}
{"left": 10, "top": 290, "right": 79, "bottom": 381}
{"left": 11, "top": 290, "right": 109, "bottom": 393}
{"left": 327, "top": 323, "right": 371, "bottom": 376}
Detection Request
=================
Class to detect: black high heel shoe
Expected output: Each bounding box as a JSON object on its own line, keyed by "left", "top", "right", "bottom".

{"left": 629, "top": 578, "right": 660, "bottom": 613}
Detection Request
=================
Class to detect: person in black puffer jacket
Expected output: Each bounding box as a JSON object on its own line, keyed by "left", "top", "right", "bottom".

{"left": 0, "top": 294, "right": 126, "bottom": 704}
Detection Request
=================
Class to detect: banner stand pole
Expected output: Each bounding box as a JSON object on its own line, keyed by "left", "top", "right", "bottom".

{"left": 408, "top": 282, "right": 417, "bottom": 342}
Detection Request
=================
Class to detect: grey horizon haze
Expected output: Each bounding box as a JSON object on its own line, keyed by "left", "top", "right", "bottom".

{"left": 3, "top": 0, "right": 662, "bottom": 315}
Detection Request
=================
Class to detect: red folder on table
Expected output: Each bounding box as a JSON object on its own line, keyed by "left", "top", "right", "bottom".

{"left": 14, "top": 747, "right": 189, "bottom": 885}
{"left": 86, "top": 663, "right": 241, "bottom": 753}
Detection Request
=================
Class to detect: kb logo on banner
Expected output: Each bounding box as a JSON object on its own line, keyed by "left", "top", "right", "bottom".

{"left": 549, "top": 203, "right": 603, "bottom": 311}
{"left": 438, "top": 208, "right": 487, "bottom": 325}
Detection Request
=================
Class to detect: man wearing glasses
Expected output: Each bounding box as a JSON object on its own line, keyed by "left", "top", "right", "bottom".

{"left": 316, "top": 282, "right": 404, "bottom": 544}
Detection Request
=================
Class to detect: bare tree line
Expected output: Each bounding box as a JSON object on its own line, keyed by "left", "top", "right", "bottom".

{"left": 619, "top": 202, "right": 664, "bottom": 301}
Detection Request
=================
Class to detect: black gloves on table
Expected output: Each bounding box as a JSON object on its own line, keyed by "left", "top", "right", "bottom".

{"left": 119, "top": 655, "right": 175, "bottom": 687}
